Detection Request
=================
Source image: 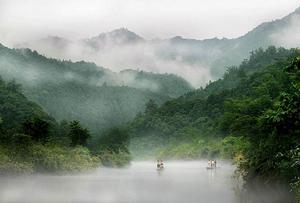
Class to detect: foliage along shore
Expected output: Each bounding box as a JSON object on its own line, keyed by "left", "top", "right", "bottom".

{"left": 128, "top": 47, "right": 300, "bottom": 200}
{"left": 1, "top": 45, "right": 299, "bottom": 200}
{"left": 0, "top": 77, "right": 131, "bottom": 174}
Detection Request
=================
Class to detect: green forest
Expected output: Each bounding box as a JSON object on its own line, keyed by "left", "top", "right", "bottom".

{"left": 1, "top": 1, "right": 300, "bottom": 202}
{"left": 0, "top": 44, "right": 299, "bottom": 199}
{"left": 0, "top": 43, "right": 192, "bottom": 133}
{"left": 0, "top": 77, "right": 131, "bottom": 174}
{"left": 128, "top": 46, "right": 300, "bottom": 198}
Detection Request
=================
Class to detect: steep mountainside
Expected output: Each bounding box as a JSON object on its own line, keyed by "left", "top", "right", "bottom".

{"left": 84, "top": 28, "right": 145, "bottom": 50}
{"left": 0, "top": 44, "right": 192, "bottom": 133}
{"left": 127, "top": 47, "right": 300, "bottom": 195}
{"left": 0, "top": 77, "right": 54, "bottom": 136}
{"left": 129, "top": 46, "right": 300, "bottom": 153}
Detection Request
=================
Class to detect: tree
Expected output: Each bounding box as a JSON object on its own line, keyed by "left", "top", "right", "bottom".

{"left": 11, "top": 133, "right": 33, "bottom": 160}
{"left": 68, "top": 120, "right": 90, "bottom": 147}
{"left": 145, "top": 99, "right": 158, "bottom": 114}
{"left": 22, "top": 118, "right": 50, "bottom": 141}
{"left": 96, "top": 127, "right": 130, "bottom": 153}
{"left": 239, "top": 56, "right": 300, "bottom": 190}
{"left": 6, "top": 80, "right": 22, "bottom": 93}
{"left": 264, "top": 57, "right": 300, "bottom": 136}
{"left": 0, "top": 116, "right": 3, "bottom": 139}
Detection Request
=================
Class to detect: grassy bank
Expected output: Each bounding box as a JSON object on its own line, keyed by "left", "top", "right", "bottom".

{"left": 0, "top": 143, "right": 100, "bottom": 174}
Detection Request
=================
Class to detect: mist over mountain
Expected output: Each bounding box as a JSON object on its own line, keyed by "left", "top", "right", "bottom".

{"left": 0, "top": 44, "right": 192, "bottom": 132}
{"left": 0, "top": 1, "right": 300, "bottom": 199}
{"left": 11, "top": 7, "right": 300, "bottom": 87}
{"left": 2, "top": 6, "right": 299, "bottom": 133}
{"left": 84, "top": 28, "right": 145, "bottom": 50}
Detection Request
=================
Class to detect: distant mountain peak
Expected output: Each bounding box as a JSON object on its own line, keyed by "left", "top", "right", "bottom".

{"left": 169, "top": 36, "right": 192, "bottom": 43}
{"left": 41, "top": 36, "right": 71, "bottom": 45}
{"left": 105, "top": 27, "right": 139, "bottom": 36}
{"left": 172, "top": 36, "right": 184, "bottom": 40}
{"left": 85, "top": 28, "right": 145, "bottom": 48}
{"left": 45, "top": 35, "right": 65, "bottom": 40}
{"left": 294, "top": 6, "right": 300, "bottom": 14}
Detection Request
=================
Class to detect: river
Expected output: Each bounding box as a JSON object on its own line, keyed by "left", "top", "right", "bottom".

{"left": 0, "top": 161, "right": 293, "bottom": 203}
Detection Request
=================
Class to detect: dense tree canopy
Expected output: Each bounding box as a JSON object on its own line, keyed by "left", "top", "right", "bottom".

{"left": 0, "top": 44, "right": 192, "bottom": 133}
{"left": 68, "top": 120, "right": 91, "bottom": 147}
{"left": 128, "top": 47, "right": 300, "bottom": 196}
{"left": 22, "top": 118, "right": 50, "bottom": 141}
{"left": 0, "top": 76, "right": 131, "bottom": 174}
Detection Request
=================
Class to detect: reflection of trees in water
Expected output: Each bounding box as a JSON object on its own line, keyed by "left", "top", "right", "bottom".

{"left": 207, "top": 168, "right": 216, "bottom": 184}
{"left": 232, "top": 170, "right": 244, "bottom": 203}
{"left": 233, "top": 178, "right": 295, "bottom": 203}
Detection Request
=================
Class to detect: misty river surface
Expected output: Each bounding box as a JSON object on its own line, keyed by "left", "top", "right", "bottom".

{"left": 0, "top": 161, "right": 238, "bottom": 203}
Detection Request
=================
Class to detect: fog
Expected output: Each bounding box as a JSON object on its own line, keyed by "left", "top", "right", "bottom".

{"left": 1, "top": 0, "right": 300, "bottom": 87}
{"left": 0, "top": 44, "right": 195, "bottom": 132}
{"left": 0, "top": 0, "right": 299, "bottom": 41}
{"left": 5, "top": 6, "right": 300, "bottom": 88}
{"left": 0, "top": 161, "right": 293, "bottom": 203}
{"left": 0, "top": 161, "right": 236, "bottom": 203}
{"left": 16, "top": 37, "right": 211, "bottom": 87}
{"left": 271, "top": 13, "right": 300, "bottom": 48}
{"left": 0, "top": 46, "right": 186, "bottom": 94}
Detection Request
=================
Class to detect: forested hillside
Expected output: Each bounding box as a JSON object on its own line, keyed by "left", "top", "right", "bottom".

{"left": 129, "top": 46, "right": 297, "bottom": 145}
{"left": 0, "top": 44, "right": 192, "bottom": 132}
{"left": 128, "top": 47, "right": 300, "bottom": 196}
{"left": 0, "top": 76, "right": 133, "bottom": 173}
{"left": 0, "top": 77, "right": 99, "bottom": 173}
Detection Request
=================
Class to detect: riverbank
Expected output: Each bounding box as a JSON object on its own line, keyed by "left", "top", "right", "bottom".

{"left": 0, "top": 144, "right": 100, "bottom": 174}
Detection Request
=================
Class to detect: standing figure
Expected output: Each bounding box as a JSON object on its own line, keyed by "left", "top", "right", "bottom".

{"left": 160, "top": 160, "right": 164, "bottom": 169}
{"left": 208, "top": 160, "right": 212, "bottom": 168}
{"left": 157, "top": 160, "right": 161, "bottom": 169}
{"left": 211, "top": 160, "right": 215, "bottom": 168}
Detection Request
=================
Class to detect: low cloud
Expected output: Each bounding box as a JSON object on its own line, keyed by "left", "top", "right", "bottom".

{"left": 15, "top": 38, "right": 211, "bottom": 88}
{"left": 270, "top": 14, "right": 300, "bottom": 48}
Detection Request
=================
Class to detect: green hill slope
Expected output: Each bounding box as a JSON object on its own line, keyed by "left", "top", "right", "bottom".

{"left": 128, "top": 47, "right": 300, "bottom": 197}
{"left": 0, "top": 44, "right": 192, "bottom": 132}
{"left": 0, "top": 77, "right": 101, "bottom": 174}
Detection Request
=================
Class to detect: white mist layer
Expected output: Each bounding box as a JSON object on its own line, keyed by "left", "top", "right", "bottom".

{"left": 271, "top": 14, "right": 300, "bottom": 48}
{"left": 0, "top": 161, "right": 236, "bottom": 203}
{"left": 16, "top": 40, "right": 211, "bottom": 88}
{"left": 0, "top": 161, "right": 294, "bottom": 203}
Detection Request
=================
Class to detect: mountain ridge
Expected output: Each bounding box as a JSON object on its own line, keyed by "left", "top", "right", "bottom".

{"left": 8, "top": 6, "right": 300, "bottom": 86}
{"left": 0, "top": 44, "right": 193, "bottom": 132}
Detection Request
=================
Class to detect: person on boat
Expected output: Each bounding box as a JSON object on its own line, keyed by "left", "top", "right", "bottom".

{"left": 160, "top": 160, "right": 164, "bottom": 169}
{"left": 214, "top": 160, "right": 217, "bottom": 168}
{"left": 157, "top": 159, "right": 164, "bottom": 169}
{"left": 208, "top": 160, "right": 211, "bottom": 168}
{"left": 157, "top": 160, "right": 161, "bottom": 169}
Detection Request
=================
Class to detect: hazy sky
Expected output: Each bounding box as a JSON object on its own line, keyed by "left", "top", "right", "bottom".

{"left": 0, "top": 0, "right": 300, "bottom": 43}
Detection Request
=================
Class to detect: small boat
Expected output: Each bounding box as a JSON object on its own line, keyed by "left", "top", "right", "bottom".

{"left": 207, "top": 160, "right": 217, "bottom": 169}
{"left": 157, "top": 160, "right": 164, "bottom": 170}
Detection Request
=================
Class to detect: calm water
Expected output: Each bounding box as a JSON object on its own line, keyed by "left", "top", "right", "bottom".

{"left": 1, "top": 161, "right": 293, "bottom": 203}
{"left": 0, "top": 161, "right": 239, "bottom": 203}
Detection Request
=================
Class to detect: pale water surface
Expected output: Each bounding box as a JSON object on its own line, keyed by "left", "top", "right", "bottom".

{"left": 0, "top": 161, "right": 238, "bottom": 203}
{"left": 0, "top": 161, "right": 291, "bottom": 203}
